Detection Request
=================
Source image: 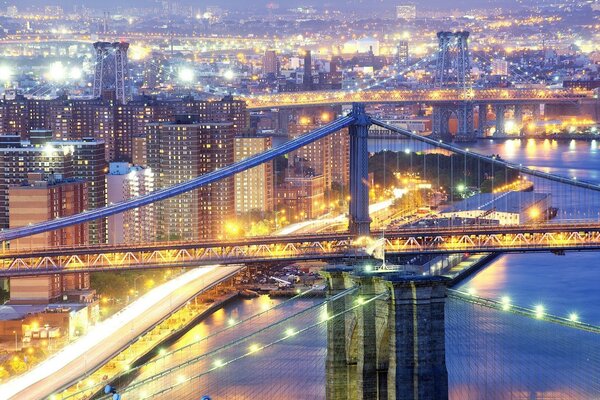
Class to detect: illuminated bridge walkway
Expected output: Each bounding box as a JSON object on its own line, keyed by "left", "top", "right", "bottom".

{"left": 46, "top": 285, "right": 600, "bottom": 400}
{"left": 244, "top": 88, "right": 594, "bottom": 110}
{"left": 3, "top": 105, "right": 600, "bottom": 276}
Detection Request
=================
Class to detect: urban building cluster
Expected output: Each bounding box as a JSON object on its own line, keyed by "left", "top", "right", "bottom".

{"left": 0, "top": 38, "right": 355, "bottom": 344}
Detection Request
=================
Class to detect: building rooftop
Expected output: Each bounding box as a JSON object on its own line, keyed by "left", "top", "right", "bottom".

{"left": 0, "top": 303, "right": 89, "bottom": 321}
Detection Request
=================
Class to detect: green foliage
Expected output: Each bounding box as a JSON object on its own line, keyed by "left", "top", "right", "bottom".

{"left": 90, "top": 270, "right": 164, "bottom": 298}
{"left": 369, "top": 150, "right": 519, "bottom": 194}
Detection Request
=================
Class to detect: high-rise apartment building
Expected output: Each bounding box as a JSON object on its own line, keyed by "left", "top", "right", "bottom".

{"left": 0, "top": 95, "right": 242, "bottom": 163}
{"left": 303, "top": 50, "right": 313, "bottom": 90}
{"left": 0, "top": 137, "right": 107, "bottom": 244}
{"left": 491, "top": 58, "right": 509, "bottom": 76}
{"left": 107, "top": 162, "right": 155, "bottom": 244}
{"left": 9, "top": 172, "right": 87, "bottom": 249}
{"left": 275, "top": 173, "right": 325, "bottom": 221}
{"left": 234, "top": 135, "right": 273, "bottom": 214}
{"left": 146, "top": 120, "right": 235, "bottom": 240}
{"left": 288, "top": 109, "right": 349, "bottom": 189}
{"left": 8, "top": 172, "right": 89, "bottom": 304}
{"left": 54, "top": 139, "right": 107, "bottom": 243}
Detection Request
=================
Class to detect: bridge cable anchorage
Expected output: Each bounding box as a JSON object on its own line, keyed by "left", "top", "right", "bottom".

{"left": 72, "top": 288, "right": 364, "bottom": 400}
{"left": 0, "top": 116, "right": 355, "bottom": 243}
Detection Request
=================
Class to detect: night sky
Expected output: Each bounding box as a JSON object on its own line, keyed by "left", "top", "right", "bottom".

{"left": 4, "top": 0, "right": 528, "bottom": 12}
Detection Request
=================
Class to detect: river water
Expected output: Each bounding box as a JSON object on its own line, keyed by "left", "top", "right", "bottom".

{"left": 129, "top": 138, "right": 600, "bottom": 399}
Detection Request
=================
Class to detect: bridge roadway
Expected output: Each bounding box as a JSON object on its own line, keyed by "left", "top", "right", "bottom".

{"left": 245, "top": 88, "right": 593, "bottom": 110}
{"left": 0, "top": 265, "right": 243, "bottom": 400}
{"left": 3, "top": 222, "right": 600, "bottom": 276}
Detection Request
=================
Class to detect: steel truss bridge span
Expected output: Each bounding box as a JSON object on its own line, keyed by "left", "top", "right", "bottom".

{"left": 245, "top": 88, "right": 593, "bottom": 110}
{"left": 5, "top": 223, "right": 600, "bottom": 276}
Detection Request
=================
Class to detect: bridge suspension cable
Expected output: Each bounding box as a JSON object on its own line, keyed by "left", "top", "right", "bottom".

{"left": 0, "top": 115, "right": 355, "bottom": 243}
{"left": 56, "top": 287, "right": 366, "bottom": 400}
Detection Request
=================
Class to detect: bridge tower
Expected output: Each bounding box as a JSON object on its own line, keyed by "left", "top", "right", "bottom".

{"left": 434, "top": 31, "right": 470, "bottom": 89}
{"left": 431, "top": 31, "right": 475, "bottom": 142}
{"left": 322, "top": 267, "right": 450, "bottom": 400}
{"left": 348, "top": 103, "right": 371, "bottom": 236}
{"left": 92, "top": 41, "right": 131, "bottom": 104}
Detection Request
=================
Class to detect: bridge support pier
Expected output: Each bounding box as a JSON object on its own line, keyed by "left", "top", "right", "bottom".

{"left": 494, "top": 104, "right": 506, "bottom": 137}
{"left": 477, "top": 103, "right": 487, "bottom": 137}
{"left": 323, "top": 267, "right": 450, "bottom": 400}
{"left": 514, "top": 104, "right": 523, "bottom": 130}
{"left": 349, "top": 103, "right": 371, "bottom": 236}
{"left": 532, "top": 103, "right": 541, "bottom": 121}
{"left": 321, "top": 267, "right": 355, "bottom": 400}
{"left": 431, "top": 106, "right": 450, "bottom": 141}
{"left": 455, "top": 102, "right": 475, "bottom": 142}
{"left": 385, "top": 274, "right": 449, "bottom": 400}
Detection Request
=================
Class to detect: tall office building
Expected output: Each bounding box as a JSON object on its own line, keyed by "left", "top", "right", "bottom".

{"left": 234, "top": 135, "right": 273, "bottom": 214}
{"left": 396, "top": 4, "right": 416, "bottom": 20}
{"left": 146, "top": 119, "right": 235, "bottom": 240}
{"left": 263, "top": 50, "right": 279, "bottom": 76}
{"left": 303, "top": 50, "right": 312, "bottom": 90}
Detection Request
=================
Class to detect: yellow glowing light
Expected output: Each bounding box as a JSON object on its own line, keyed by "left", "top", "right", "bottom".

{"left": 500, "top": 296, "right": 511, "bottom": 311}
{"left": 529, "top": 207, "right": 540, "bottom": 219}
{"left": 129, "top": 44, "right": 151, "bottom": 61}
{"left": 248, "top": 344, "right": 260, "bottom": 353}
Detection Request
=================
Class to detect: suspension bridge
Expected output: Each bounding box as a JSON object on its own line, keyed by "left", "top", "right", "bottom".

{"left": 14, "top": 280, "right": 600, "bottom": 400}
{"left": 0, "top": 103, "right": 598, "bottom": 398}
{"left": 2, "top": 30, "right": 600, "bottom": 399}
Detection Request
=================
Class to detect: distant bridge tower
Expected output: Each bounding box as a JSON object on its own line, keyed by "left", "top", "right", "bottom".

{"left": 92, "top": 41, "right": 131, "bottom": 104}
{"left": 432, "top": 31, "right": 475, "bottom": 141}
{"left": 434, "top": 31, "right": 470, "bottom": 89}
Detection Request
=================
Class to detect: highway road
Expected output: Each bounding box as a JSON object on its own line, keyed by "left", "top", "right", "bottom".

{"left": 0, "top": 265, "right": 242, "bottom": 400}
